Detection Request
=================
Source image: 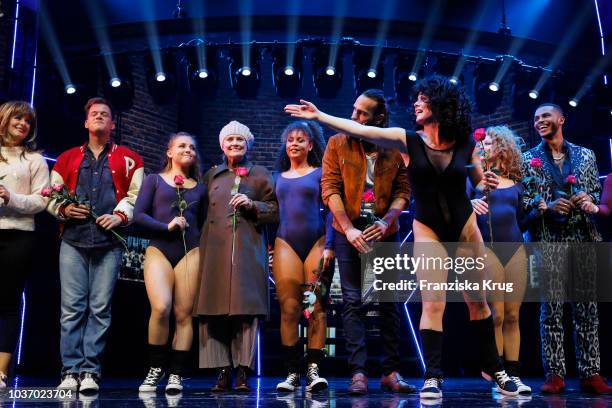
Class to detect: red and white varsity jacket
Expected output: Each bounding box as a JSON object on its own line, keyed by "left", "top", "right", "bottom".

{"left": 48, "top": 142, "right": 144, "bottom": 223}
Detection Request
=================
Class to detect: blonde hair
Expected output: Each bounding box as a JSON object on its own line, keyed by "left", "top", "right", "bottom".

{"left": 485, "top": 125, "right": 523, "bottom": 182}
{"left": 0, "top": 101, "right": 38, "bottom": 162}
{"left": 162, "top": 132, "right": 201, "bottom": 181}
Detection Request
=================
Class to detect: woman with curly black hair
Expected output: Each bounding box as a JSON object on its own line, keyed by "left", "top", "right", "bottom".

{"left": 285, "top": 75, "right": 518, "bottom": 399}
{"left": 273, "top": 120, "right": 335, "bottom": 392}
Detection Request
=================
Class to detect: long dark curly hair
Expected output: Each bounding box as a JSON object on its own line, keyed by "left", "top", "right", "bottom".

{"left": 275, "top": 120, "right": 326, "bottom": 172}
{"left": 412, "top": 75, "right": 473, "bottom": 145}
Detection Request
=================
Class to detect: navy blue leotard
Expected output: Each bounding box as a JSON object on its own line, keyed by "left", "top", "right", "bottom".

{"left": 134, "top": 174, "right": 208, "bottom": 267}
{"left": 275, "top": 168, "right": 333, "bottom": 262}
{"left": 405, "top": 130, "right": 476, "bottom": 242}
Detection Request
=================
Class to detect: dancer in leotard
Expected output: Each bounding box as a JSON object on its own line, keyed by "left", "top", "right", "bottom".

{"left": 273, "top": 120, "right": 334, "bottom": 393}
{"left": 135, "top": 132, "right": 207, "bottom": 394}
{"left": 468, "top": 125, "right": 532, "bottom": 394}
{"left": 285, "top": 75, "right": 519, "bottom": 398}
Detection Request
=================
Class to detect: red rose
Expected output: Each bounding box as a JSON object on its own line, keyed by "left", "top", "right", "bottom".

{"left": 235, "top": 167, "right": 249, "bottom": 177}
{"left": 41, "top": 187, "right": 53, "bottom": 197}
{"left": 565, "top": 174, "right": 577, "bottom": 184}
{"left": 529, "top": 158, "right": 543, "bottom": 168}
{"left": 474, "top": 128, "right": 486, "bottom": 142}
{"left": 173, "top": 175, "right": 185, "bottom": 186}
{"left": 362, "top": 189, "right": 375, "bottom": 203}
{"left": 52, "top": 183, "right": 64, "bottom": 191}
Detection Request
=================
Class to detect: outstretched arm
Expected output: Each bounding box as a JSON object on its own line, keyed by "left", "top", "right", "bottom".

{"left": 285, "top": 99, "right": 407, "bottom": 152}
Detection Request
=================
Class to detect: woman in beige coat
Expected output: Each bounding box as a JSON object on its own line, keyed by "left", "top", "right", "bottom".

{"left": 196, "top": 121, "right": 277, "bottom": 392}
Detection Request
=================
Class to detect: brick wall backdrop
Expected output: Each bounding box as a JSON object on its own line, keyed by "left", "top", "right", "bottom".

{"left": 0, "top": 0, "right": 15, "bottom": 101}
{"left": 117, "top": 49, "right": 535, "bottom": 174}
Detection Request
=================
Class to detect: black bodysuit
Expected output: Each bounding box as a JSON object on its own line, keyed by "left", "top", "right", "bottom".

{"left": 405, "top": 130, "right": 476, "bottom": 242}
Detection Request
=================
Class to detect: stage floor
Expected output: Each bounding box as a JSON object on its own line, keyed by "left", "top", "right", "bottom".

{"left": 1, "top": 377, "right": 611, "bottom": 407}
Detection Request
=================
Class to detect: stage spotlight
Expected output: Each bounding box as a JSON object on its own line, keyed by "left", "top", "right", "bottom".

{"left": 146, "top": 50, "right": 177, "bottom": 104}
{"left": 312, "top": 45, "right": 342, "bottom": 98}
{"left": 473, "top": 60, "right": 504, "bottom": 115}
{"left": 102, "top": 55, "right": 134, "bottom": 111}
{"left": 272, "top": 47, "right": 302, "bottom": 98}
{"left": 431, "top": 53, "right": 463, "bottom": 84}
{"left": 197, "top": 68, "right": 208, "bottom": 79}
{"left": 394, "top": 52, "right": 423, "bottom": 105}
{"left": 529, "top": 90, "right": 539, "bottom": 99}
{"left": 512, "top": 67, "right": 552, "bottom": 120}
{"left": 354, "top": 49, "right": 384, "bottom": 95}
{"left": 240, "top": 67, "right": 252, "bottom": 77}
{"left": 110, "top": 77, "right": 121, "bottom": 88}
{"left": 450, "top": 76, "right": 459, "bottom": 85}
{"left": 229, "top": 46, "right": 261, "bottom": 98}
{"left": 65, "top": 84, "right": 76, "bottom": 95}
{"left": 569, "top": 98, "right": 578, "bottom": 108}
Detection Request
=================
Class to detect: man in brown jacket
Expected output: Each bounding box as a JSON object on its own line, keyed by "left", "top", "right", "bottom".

{"left": 321, "top": 89, "right": 414, "bottom": 395}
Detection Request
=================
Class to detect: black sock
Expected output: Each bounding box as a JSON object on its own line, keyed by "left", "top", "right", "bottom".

{"left": 282, "top": 343, "right": 303, "bottom": 374}
{"left": 469, "top": 316, "right": 503, "bottom": 374}
{"left": 168, "top": 350, "right": 191, "bottom": 376}
{"left": 148, "top": 344, "right": 169, "bottom": 369}
{"left": 504, "top": 360, "right": 521, "bottom": 378}
{"left": 306, "top": 348, "right": 325, "bottom": 367}
{"left": 420, "top": 329, "right": 443, "bottom": 379}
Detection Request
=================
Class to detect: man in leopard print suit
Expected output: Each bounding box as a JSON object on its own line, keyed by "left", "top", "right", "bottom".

{"left": 522, "top": 103, "right": 611, "bottom": 394}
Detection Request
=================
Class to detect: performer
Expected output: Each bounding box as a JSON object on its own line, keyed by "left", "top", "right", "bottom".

{"left": 286, "top": 77, "right": 518, "bottom": 398}
{"left": 48, "top": 97, "right": 144, "bottom": 393}
{"left": 272, "top": 120, "right": 334, "bottom": 393}
{"left": 468, "top": 125, "right": 531, "bottom": 394}
{"left": 287, "top": 89, "right": 414, "bottom": 395}
{"left": 135, "top": 132, "right": 207, "bottom": 393}
{"left": 0, "top": 101, "right": 49, "bottom": 389}
{"left": 196, "top": 121, "right": 278, "bottom": 392}
{"left": 522, "top": 103, "right": 611, "bottom": 394}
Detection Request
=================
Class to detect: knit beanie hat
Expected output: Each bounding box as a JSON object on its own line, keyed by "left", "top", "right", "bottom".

{"left": 219, "top": 120, "right": 254, "bottom": 149}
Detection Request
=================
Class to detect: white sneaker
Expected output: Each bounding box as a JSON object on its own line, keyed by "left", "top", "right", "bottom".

{"left": 165, "top": 374, "right": 183, "bottom": 393}
{"left": 139, "top": 367, "right": 165, "bottom": 392}
{"left": 79, "top": 373, "right": 100, "bottom": 394}
{"left": 511, "top": 376, "right": 532, "bottom": 394}
{"left": 277, "top": 372, "right": 300, "bottom": 392}
{"left": 57, "top": 373, "right": 79, "bottom": 391}
{"left": 420, "top": 378, "right": 443, "bottom": 399}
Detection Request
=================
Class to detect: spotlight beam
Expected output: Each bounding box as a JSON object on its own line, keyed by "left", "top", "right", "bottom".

{"left": 240, "top": 0, "right": 253, "bottom": 69}
{"left": 84, "top": 0, "right": 118, "bottom": 80}
{"left": 191, "top": 2, "right": 207, "bottom": 71}
{"left": 534, "top": 5, "right": 592, "bottom": 92}
{"left": 453, "top": 0, "right": 494, "bottom": 79}
{"left": 572, "top": 53, "right": 612, "bottom": 103}
{"left": 140, "top": 1, "right": 164, "bottom": 78}
{"left": 286, "top": 0, "right": 300, "bottom": 68}
{"left": 328, "top": 0, "right": 348, "bottom": 70}
{"left": 370, "top": 0, "right": 397, "bottom": 71}
{"left": 39, "top": 2, "right": 73, "bottom": 88}
{"left": 412, "top": 0, "right": 443, "bottom": 78}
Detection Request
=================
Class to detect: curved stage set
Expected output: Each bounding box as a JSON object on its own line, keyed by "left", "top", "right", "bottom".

{"left": 0, "top": 0, "right": 611, "bottom": 407}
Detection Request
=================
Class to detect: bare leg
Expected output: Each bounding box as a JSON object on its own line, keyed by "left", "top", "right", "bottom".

{"left": 143, "top": 247, "right": 174, "bottom": 345}
{"left": 172, "top": 247, "right": 201, "bottom": 351}
{"left": 502, "top": 246, "right": 527, "bottom": 361}
{"left": 0, "top": 352, "right": 10, "bottom": 377}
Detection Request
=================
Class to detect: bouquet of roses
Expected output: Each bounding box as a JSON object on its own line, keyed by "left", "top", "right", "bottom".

{"left": 301, "top": 258, "right": 330, "bottom": 319}
{"left": 41, "top": 183, "right": 128, "bottom": 249}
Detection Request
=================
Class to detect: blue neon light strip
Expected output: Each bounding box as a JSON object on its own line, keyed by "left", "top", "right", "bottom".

{"left": 594, "top": 0, "right": 608, "bottom": 84}
{"left": 11, "top": 0, "right": 20, "bottom": 69}
{"left": 30, "top": 50, "right": 37, "bottom": 104}
{"left": 256, "top": 330, "right": 261, "bottom": 376}
{"left": 16, "top": 292, "right": 26, "bottom": 365}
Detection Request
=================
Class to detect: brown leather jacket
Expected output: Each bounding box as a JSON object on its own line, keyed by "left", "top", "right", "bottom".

{"left": 321, "top": 133, "right": 410, "bottom": 235}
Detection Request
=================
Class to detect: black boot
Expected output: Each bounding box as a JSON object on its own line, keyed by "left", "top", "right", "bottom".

{"left": 235, "top": 366, "right": 251, "bottom": 392}
{"left": 211, "top": 366, "right": 232, "bottom": 392}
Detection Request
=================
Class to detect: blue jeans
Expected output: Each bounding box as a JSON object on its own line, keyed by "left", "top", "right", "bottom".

{"left": 334, "top": 231, "right": 401, "bottom": 376}
{"left": 59, "top": 241, "right": 122, "bottom": 376}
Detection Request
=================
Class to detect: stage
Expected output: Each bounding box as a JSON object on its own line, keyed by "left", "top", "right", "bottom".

{"left": 2, "top": 377, "right": 611, "bottom": 407}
